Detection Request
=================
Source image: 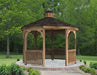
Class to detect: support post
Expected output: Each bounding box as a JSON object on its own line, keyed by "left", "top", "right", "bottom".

{"left": 74, "top": 31, "right": 76, "bottom": 63}
{"left": 34, "top": 33, "right": 37, "bottom": 49}
{"left": 42, "top": 29, "right": 45, "bottom": 66}
{"left": 65, "top": 30, "right": 69, "bottom": 66}
{"left": 51, "top": 35, "right": 54, "bottom": 60}
{"left": 23, "top": 31, "right": 28, "bottom": 65}
{"left": 74, "top": 32, "right": 76, "bottom": 49}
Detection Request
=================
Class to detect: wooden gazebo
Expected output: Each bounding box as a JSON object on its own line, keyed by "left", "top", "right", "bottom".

{"left": 22, "top": 11, "right": 78, "bottom": 66}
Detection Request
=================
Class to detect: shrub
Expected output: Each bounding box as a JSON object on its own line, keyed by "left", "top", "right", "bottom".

{"left": 26, "top": 67, "right": 32, "bottom": 72}
{"left": 80, "top": 66, "right": 91, "bottom": 73}
{"left": 90, "top": 68, "right": 96, "bottom": 75}
{"left": 79, "top": 65, "right": 85, "bottom": 69}
{"left": 21, "top": 67, "right": 26, "bottom": 70}
{"left": 17, "top": 58, "right": 20, "bottom": 61}
{"left": 0, "top": 65, "right": 10, "bottom": 75}
{"left": 90, "top": 62, "right": 97, "bottom": 69}
{"left": 83, "top": 61, "right": 86, "bottom": 65}
{"left": 83, "top": 67, "right": 91, "bottom": 73}
{"left": 80, "top": 60, "right": 82, "bottom": 62}
{"left": 29, "top": 69, "right": 40, "bottom": 75}
{"left": 79, "top": 65, "right": 96, "bottom": 75}
{"left": 85, "top": 68, "right": 91, "bottom": 73}
{"left": 10, "top": 64, "right": 24, "bottom": 75}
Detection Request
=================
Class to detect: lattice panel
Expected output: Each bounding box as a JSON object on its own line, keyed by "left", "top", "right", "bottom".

{"left": 46, "top": 48, "right": 65, "bottom": 59}
{"left": 26, "top": 50, "right": 42, "bottom": 65}
{"left": 68, "top": 49, "right": 76, "bottom": 64}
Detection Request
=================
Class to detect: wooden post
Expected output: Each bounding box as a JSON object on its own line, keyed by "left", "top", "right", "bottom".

{"left": 23, "top": 31, "right": 28, "bottom": 65}
{"left": 65, "top": 30, "right": 69, "bottom": 66}
{"left": 42, "top": 29, "right": 45, "bottom": 66}
{"left": 74, "top": 32, "right": 76, "bottom": 49}
{"left": 74, "top": 31, "right": 76, "bottom": 63}
{"left": 51, "top": 35, "right": 54, "bottom": 60}
{"left": 34, "top": 33, "right": 37, "bottom": 49}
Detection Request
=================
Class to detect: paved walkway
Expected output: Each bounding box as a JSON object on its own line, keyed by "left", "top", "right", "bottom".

{"left": 40, "top": 69, "right": 85, "bottom": 75}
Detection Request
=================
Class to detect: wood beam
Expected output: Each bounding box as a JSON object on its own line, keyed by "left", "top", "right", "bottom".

{"left": 43, "top": 26, "right": 78, "bottom": 31}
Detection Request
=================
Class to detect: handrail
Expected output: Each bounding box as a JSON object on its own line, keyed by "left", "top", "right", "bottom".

{"left": 26, "top": 50, "right": 42, "bottom": 52}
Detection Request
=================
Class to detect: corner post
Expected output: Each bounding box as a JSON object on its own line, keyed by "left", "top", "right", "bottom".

{"left": 74, "top": 31, "right": 77, "bottom": 63}
{"left": 42, "top": 29, "right": 45, "bottom": 66}
{"left": 23, "top": 31, "right": 28, "bottom": 65}
{"left": 74, "top": 31, "right": 76, "bottom": 49}
{"left": 65, "top": 30, "right": 69, "bottom": 66}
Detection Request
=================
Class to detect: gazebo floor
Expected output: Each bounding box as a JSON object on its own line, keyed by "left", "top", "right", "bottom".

{"left": 16, "top": 59, "right": 84, "bottom": 70}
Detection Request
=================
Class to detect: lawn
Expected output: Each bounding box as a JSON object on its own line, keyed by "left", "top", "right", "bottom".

{"left": 77, "top": 55, "right": 97, "bottom": 65}
{"left": 0, "top": 53, "right": 97, "bottom": 66}
{"left": 0, "top": 52, "right": 22, "bottom": 65}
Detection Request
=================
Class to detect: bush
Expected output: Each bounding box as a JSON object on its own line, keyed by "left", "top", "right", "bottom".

{"left": 10, "top": 64, "right": 24, "bottom": 75}
{"left": 90, "top": 62, "right": 97, "bottom": 69}
{"left": 79, "top": 65, "right": 96, "bottom": 75}
{"left": 90, "top": 68, "right": 96, "bottom": 75}
{"left": 0, "top": 64, "right": 41, "bottom": 75}
{"left": 79, "top": 65, "right": 85, "bottom": 69}
{"left": 80, "top": 60, "right": 82, "bottom": 62}
{"left": 85, "top": 68, "right": 91, "bottom": 73}
{"left": 0, "top": 65, "right": 10, "bottom": 75}
{"left": 80, "top": 66, "right": 91, "bottom": 73}
{"left": 21, "top": 67, "right": 26, "bottom": 70}
{"left": 17, "top": 58, "right": 20, "bottom": 61}
{"left": 83, "top": 61, "right": 86, "bottom": 65}
{"left": 26, "top": 67, "right": 32, "bottom": 72}
{"left": 29, "top": 69, "right": 40, "bottom": 75}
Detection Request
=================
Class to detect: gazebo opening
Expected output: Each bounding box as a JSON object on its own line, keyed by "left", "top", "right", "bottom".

{"left": 69, "top": 32, "right": 75, "bottom": 49}
{"left": 45, "top": 30, "right": 66, "bottom": 60}
{"left": 54, "top": 33, "right": 65, "bottom": 59}
{"left": 27, "top": 33, "right": 34, "bottom": 49}
{"left": 22, "top": 10, "right": 78, "bottom": 67}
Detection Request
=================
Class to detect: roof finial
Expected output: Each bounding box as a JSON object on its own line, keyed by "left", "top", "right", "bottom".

{"left": 45, "top": 8, "right": 53, "bottom": 17}
{"left": 47, "top": 8, "right": 52, "bottom": 11}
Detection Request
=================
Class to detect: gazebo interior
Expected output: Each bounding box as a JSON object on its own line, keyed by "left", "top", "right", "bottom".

{"left": 22, "top": 11, "right": 78, "bottom": 66}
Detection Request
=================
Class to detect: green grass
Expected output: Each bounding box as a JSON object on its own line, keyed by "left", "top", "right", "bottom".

{"left": 0, "top": 52, "right": 22, "bottom": 66}
{"left": 0, "top": 52, "right": 97, "bottom": 66}
{"left": 77, "top": 55, "right": 97, "bottom": 65}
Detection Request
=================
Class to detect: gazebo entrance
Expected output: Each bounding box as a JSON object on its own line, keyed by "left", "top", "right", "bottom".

{"left": 45, "top": 30, "right": 65, "bottom": 60}
{"left": 22, "top": 11, "right": 78, "bottom": 66}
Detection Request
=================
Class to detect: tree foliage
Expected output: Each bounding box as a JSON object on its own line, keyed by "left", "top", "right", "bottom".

{"left": 0, "top": 0, "right": 97, "bottom": 55}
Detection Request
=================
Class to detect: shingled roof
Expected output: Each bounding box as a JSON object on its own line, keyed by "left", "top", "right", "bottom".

{"left": 22, "top": 11, "right": 75, "bottom": 29}
{"left": 23, "top": 17, "right": 74, "bottom": 27}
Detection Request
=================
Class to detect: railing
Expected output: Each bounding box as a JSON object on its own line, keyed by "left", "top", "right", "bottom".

{"left": 68, "top": 49, "right": 76, "bottom": 64}
{"left": 46, "top": 48, "right": 65, "bottom": 55}
{"left": 26, "top": 50, "right": 42, "bottom": 65}
{"left": 46, "top": 48, "right": 65, "bottom": 59}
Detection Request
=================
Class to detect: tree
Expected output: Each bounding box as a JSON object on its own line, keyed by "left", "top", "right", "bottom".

{"left": 0, "top": 0, "right": 44, "bottom": 57}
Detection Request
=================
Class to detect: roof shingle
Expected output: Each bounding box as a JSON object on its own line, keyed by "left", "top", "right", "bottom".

{"left": 23, "top": 17, "right": 75, "bottom": 28}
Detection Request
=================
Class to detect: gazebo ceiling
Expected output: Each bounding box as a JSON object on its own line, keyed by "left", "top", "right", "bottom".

{"left": 22, "top": 11, "right": 78, "bottom": 31}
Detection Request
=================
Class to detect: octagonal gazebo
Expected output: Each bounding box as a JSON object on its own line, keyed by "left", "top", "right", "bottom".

{"left": 22, "top": 11, "right": 78, "bottom": 66}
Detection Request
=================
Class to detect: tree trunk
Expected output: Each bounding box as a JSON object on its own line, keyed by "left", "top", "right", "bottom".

{"left": 6, "top": 17, "right": 10, "bottom": 58}
{"left": 6, "top": 35, "right": 10, "bottom": 58}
